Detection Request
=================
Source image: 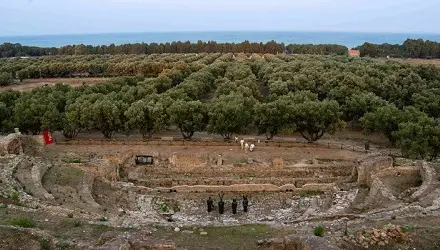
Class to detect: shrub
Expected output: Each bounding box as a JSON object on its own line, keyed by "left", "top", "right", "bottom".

{"left": 16, "top": 69, "right": 29, "bottom": 82}
{"left": 57, "top": 242, "right": 70, "bottom": 249}
{"left": 40, "top": 239, "right": 50, "bottom": 250}
{"left": 0, "top": 72, "right": 13, "bottom": 86}
{"left": 10, "top": 217, "right": 36, "bottom": 228}
{"left": 160, "top": 203, "right": 170, "bottom": 212}
{"left": 314, "top": 225, "right": 325, "bottom": 237}
{"left": 99, "top": 216, "right": 108, "bottom": 222}
{"left": 73, "top": 220, "right": 81, "bottom": 227}
{"left": 11, "top": 192, "right": 19, "bottom": 202}
{"left": 401, "top": 225, "right": 411, "bottom": 233}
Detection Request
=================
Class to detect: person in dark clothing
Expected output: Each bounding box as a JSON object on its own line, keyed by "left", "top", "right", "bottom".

{"left": 218, "top": 200, "right": 225, "bottom": 214}
{"left": 207, "top": 197, "right": 214, "bottom": 213}
{"left": 243, "top": 196, "right": 249, "bottom": 213}
{"left": 218, "top": 194, "right": 225, "bottom": 214}
{"left": 232, "top": 199, "right": 238, "bottom": 214}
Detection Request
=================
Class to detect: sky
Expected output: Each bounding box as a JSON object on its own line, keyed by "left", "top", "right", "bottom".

{"left": 0, "top": 0, "right": 439, "bottom": 36}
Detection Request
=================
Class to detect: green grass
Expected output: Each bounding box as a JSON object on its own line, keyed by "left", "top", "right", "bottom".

{"left": 42, "top": 166, "right": 84, "bottom": 187}
{"left": 10, "top": 217, "right": 36, "bottom": 228}
{"left": 73, "top": 220, "right": 81, "bottom": 227}
{"left": 299, "top": 190, "right": 324, "bottom": 197}
{"left": 401, "top": 225, "right": 411, "bottom": 233}
{"left": 56, "top": 242, "right": 70, "bottom": 249}
{"left": 155, "top": 224, "right": 290, "bottom": 250}
{"left": 40, "top": 239, "right": 50, "bottom": 250}
{"left": 63, "top": 158, "right": 82, "bottom": 164}
{"left": 160, "top": 203, "right": 170, "bottom": 212}
{"left": 314, "top": 225, "right": 325, "bottom": 237}
{"left": 11, "top": 192, "right": 19, "bottom": 202}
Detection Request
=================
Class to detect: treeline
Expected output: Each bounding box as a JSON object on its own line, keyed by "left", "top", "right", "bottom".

{"left": 1, "top": 55, "right": 440, "bottom": 160}
{"left": 0, "top": 40, "right": 348, "bottom": 58}
{"left": 0, "top": 53, "right": 221, "bottom": 85}
{"left": 358, "top": 38, "right": 440, "bottom": 59}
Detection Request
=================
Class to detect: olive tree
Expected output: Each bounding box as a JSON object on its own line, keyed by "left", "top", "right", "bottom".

{"left": 207, "top": 93, "right": 256, "bottom": 139}
{"left": 168, "top": 100, "right": 208, "bottom": 139}
{"left": 254, "top": 99, "right": 294, "bottom": 140}
{"left": 124, "top": 99, "right": 168, "bottom": 139}
{"left": 394, "top": 117, "right": 440, "bottom": 160}
{"left": 293, "top": 99, "right": 345, "bottom": 142}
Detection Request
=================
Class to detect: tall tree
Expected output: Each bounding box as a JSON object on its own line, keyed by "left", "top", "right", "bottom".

{"left": 293, "top": 99, "right": 345, "bottom": 142}
{"left": 207, "top": 93, "right": 257, "bottom": 139}
{"left": 89, "top": 97, "right": 124, "bottom": 139}
{"left": 361, "top": 105, "right": 428, "bottom": 143}
{"left": 124, "top": 99, "right": 168, "bottom": 139}
{"left": 254, "top": 99, "right": 295, "bottom": 140}
{"left": 394, "top": 117, "right": 440, "bottom": 160}
{"left": 168, "top": 100, "right": 208, "bottom": 139}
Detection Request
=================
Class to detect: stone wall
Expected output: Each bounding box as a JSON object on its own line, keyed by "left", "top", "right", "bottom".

{"left": 168, "top": 154, "right": 205, "bottom": 170}
{"left": 411, "top": 161, "right": 439, "bottom": 201}
{"left": 0, "top": 133, "right": 23, "bottom": 155}
{"left": 356, "top": 154, "right": 393, "bottom": 186}
{"left": 148, "top": 182, "right": 336, "bottom": 193}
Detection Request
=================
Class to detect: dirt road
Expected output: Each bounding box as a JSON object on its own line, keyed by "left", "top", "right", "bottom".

{"left": 0, "top": 77, "right": 109, "bottom": 92}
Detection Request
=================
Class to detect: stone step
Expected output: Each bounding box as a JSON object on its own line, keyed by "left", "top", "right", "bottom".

{"left": 134, "top": 176, "right": 342, "bottom": 188}
{"left": 141, "top": 168, "right": 352, "bottom": 179}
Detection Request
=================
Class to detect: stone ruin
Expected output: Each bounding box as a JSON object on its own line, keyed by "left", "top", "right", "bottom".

{"left": 0, "top": 131, "right": 44, "bottom": 156}
{"left": 1, "top": 138, "right": 440, "bottom": 249}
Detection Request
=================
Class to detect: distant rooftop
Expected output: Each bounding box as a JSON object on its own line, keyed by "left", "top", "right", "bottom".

{"left": 348, "top": 49, "right": 360, "bottom": 56}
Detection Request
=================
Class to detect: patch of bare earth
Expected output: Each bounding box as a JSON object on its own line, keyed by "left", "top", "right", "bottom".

{"left": 0, "top": 77, "right": 109, "bottom": 92}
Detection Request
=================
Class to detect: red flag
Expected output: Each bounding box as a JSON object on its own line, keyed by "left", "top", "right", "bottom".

{"left": 42, "top": 130, "right": 54, "bottom": 145}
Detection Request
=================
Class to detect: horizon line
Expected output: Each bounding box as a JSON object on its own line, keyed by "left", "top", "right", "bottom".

{"left": 2, "top": 30, "right": 440, "bottom": 38}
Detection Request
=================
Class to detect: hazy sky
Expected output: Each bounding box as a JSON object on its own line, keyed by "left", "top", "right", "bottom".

{"left": 0, "top": 0, "right": 438, "bottom": 36}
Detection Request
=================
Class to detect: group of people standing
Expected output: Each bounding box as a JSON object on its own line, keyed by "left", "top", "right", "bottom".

{"left": 207, "top": 195, "right": 249, "bottom": 215}
{"left": 236, "top": 137, "right": 255, "bottom": 152}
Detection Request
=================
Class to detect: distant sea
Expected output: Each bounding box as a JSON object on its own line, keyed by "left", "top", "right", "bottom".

{"left": 1, "top": 31, "right": 440, "bottom": 49}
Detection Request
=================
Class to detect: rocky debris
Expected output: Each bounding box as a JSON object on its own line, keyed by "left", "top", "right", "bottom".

{"left": 97, "top": 231, "right": 176, "bottom": 250}
{"left": 0, "top": 133, "right": 24, "bottom": 155}
{"left": 257, "top": 235, "right": 342, "bottom": 250}
{"left": 399, "top": 187, "right": 419, "bottom": 199}
{"left": 173, "top": 227, "right": 180, "bottom": 232}
{"left": 200, "top": 231, "right": 208, "bottom": 236}
{"left": 343, "top": 224, "right": 411, "bottom": 248}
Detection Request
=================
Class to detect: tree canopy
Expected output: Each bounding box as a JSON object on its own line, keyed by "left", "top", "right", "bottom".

{"left": 1, "top": 53, "right": 440, "bottom": 160}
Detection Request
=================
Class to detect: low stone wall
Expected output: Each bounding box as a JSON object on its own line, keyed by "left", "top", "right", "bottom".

{"left": 168, "top": 154, "right": 205, "bottom": 170}
{"left": 31, "top": 161, "right": 54, "bottom": 200}
{"left": 356, "top": 154, "right": 393, "bottom": 186}
{"left": 411, "top": 161, "right": 439, "bottom": 201}
{"left": 149, "top": 183, "right": 336, "bottom": 193}
{"left": 362, "top": 165, "right": 418, "bottom": 208}
{"left": 79, "top": 172, "right": 100, "bottom": 208}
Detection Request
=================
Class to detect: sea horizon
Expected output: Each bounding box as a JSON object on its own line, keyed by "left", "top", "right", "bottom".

{"left": 1, "top": 31, "right": 440, "bottom": 49}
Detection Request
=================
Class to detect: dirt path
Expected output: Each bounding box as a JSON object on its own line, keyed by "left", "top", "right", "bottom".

{"left": 0, "top": 77, "right": 109, "bottom": 92}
